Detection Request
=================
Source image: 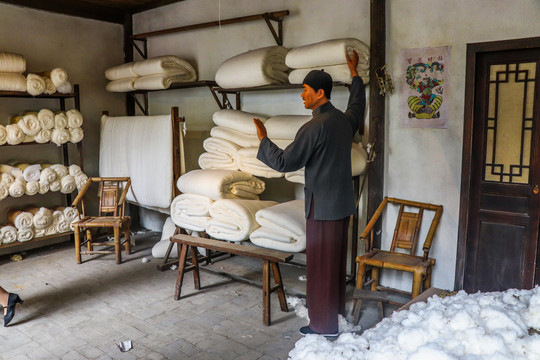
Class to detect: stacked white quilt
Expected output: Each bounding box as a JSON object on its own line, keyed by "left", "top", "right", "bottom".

{"left": 198, "top": 109, "right": 266, "bottom": 170}
{"left": 0, "top": 52, "right": 27, "bottom": 92}
{"left": 215, "top": 46, "right": 290, "bottom": 88}
{"left": 284, "top": 142, "right": 369, "bottom": 184}
{"left": 170, "top": 169, "right": 266, "bottom": 233}
{"left": 198, "top": 110, "right": 312, "bottom": 179}
{"left": 105, "top": 55, "right": 197, "bottom": 92}
{"left": 2, "top": 108, "right": 83, "bottom": 145}
{"left": 100, "top": 114, "right": 174, "bottom": 210}
{"left": 0, "top": 163, "right": 87, "bottom": 202}
{"left": 250, "top": 200, "right": 306, "bottom": 252}
{"left": 205, "top": 199, "right": 278, "bottom": 242}
{"left": 286, "top": 38, "right": 370, "bottom": 84}
{"left": 2, "top": 206, "right": 80, "bottom": 243}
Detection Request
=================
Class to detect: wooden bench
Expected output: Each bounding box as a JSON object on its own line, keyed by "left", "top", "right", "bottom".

{"left": 170, "top": 233, "right": 294, "bottom": 326}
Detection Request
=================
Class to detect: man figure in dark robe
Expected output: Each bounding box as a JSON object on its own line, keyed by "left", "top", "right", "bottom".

{"left": 253, "top": 50, "right": 366, "bottom": 336}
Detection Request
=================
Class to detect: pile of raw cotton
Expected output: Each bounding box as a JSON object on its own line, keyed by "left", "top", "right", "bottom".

{"left": 288, "top": 287, "right": 540, "bottom": 360}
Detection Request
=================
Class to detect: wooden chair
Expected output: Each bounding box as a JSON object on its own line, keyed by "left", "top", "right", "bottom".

{"left": 352, "top": 197, "right": 443, "bottom": 323}
{"left": 71, "top": 177, "right": 131, "bottom": 264}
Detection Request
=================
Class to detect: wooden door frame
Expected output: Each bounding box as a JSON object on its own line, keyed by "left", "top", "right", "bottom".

{"left": 455, "top": 36, "right": 540, "bottom": 290}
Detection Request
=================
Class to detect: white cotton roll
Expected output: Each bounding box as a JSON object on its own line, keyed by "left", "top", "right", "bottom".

{"left": 0, "top": 73, "right": 27, "bottom": 92}
{"left": 22, "top": 164, "right": 42, "bottom": 182}
{"left": 54, "top": 112, "right": 68, "bottom": 129}
{"left": 56, "top": 81, "right": 72, "bottom": 94}
{"left": 50, "top": 164, "right": 68, "bottom": 178}
{"left": 13, "top": 211, "right": 33, "bottom": 229}
{"left": 43, "top": 77, "right": 56, "bottom": 94}
{"left": 49, "top": 179, "right": 61, "bottom": 192}
{"left": 53, "top": 210, "right": 70, "bottom": 233}
{"left": 60, "top": 175, "right": 76, "bottom": 194}
{"left": 9, "top": 178, "right": 26, "bottom": 197}
{"left": 37, "top": 109, "right": 55, "bottom": 130}
{"left": 38, "top": 181, "right": 49, "bottom": 194}
{"left": 39, "top": 167, "right": 57, "bottom": 185}
{"left": 69, "top": 164, "right": 83, "bottom": 177}
{"left": 33, "top": 207, "right": 54, "bottom": 229}
{"left": 0, "top": 183, "right": 8, "bottom": 201}
{"left": 0, "top": 172, "right": 15, "bottom": 187}
{"left": 0, "top": 52, "right": 26, "bottom": 73}
{"left": 5, "top": 124, "right": 24, "bottom": 145}
{"left": 26, "top": 73, "right": 45, "bottom": 96}
{"left": 18, "top": 114, "right": 41, "bottom": 136}
{"left": 51, "top": 128, "right": 70, "bottom": 146}
{"left": 69, "top": 127, "right": 83, "bottom": 143}
{"left": 0, "top": 225, "right": 17, "bottom": 244}
{"left": 0, "top": 124, "right": 7, "bottom": 145}
{"left": 75, "top": 173, "right": 88, "bottom": 191}
{"left": 63, "top": 206, "right": 79, "bottom": 223}
{"left": 50, "top": 68, "right": 68, "bottom": 87}
{"left": 17, "top": 228, "right": 34, "bottom": 242}
{"left": 66, "top": 109, "right": 83, "bottom": 128}
{"left": 23, "top": 134, "right": 34, "bottom": 143}
{"left": 25, "top": 181, "right": 39, "bottom": 196}
{"left": 34, "top": 129, "right": 52, "bottom": 143}
{"left": 35, "top": 228, "right": 46, "bottom": 238}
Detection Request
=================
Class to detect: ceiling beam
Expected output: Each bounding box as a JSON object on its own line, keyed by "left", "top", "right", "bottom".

{"left": 0, "top": 0, "right": 125, "bottom": 23}
{"left": 130, "top": 0, "right": 187, "bottom": 14}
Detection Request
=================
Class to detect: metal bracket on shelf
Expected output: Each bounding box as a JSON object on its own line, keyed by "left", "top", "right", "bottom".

{"left": 131, "top": 38, "right": 148, "bottom": 59}
{"left": 262, "top": 12, "right": 285, "bottom": 46}
{"left": 129, "top": 92, "right": 149, "bottom": 115}
{"left": 207, "top": 85, "right": 240, "bottom": 110}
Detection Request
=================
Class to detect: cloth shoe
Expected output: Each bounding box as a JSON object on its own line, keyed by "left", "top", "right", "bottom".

{"left": 299, "top": 325, "right": 338, "bottom": 337}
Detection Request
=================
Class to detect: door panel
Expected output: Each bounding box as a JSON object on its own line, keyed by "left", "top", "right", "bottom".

{"left": 464, "top": 48, "right": 540, "bottom": 292}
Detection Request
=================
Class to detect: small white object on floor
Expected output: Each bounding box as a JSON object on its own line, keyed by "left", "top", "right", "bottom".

{"left": 115, "top": 340, "right": 132, "bottom": 352}
{"left": 298, "top": 275, "right": 307, "bottom": 281}
{"left": 141, "top": 257, "right": 149, "bottom": 263}
{"left": 170, "top": 264, "right": 178, "bottom": 271}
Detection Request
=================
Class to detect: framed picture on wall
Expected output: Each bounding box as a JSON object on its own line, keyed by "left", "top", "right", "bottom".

{"left": 400, "top": 45, "right": 451, "bottom": 129}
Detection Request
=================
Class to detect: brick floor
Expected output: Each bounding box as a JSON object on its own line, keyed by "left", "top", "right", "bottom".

{"left": 0, "top": 231, "right": 392, "bottom": 360}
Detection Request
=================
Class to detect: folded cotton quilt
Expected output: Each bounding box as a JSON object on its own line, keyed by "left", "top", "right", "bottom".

{"left": 285, "top": 38, "right": 370, "bottom": 69}
{"left": 134, "top": 71, "right": 197, "bottom": 90}
{"left": 206, "top": 199, "right": 278, "bottom": 242}
{"left": 198, "top": 137, "right": 240, "bottom": 170}
{"left": 170, "top": 193, "right": 213, "bottom": 232}
{"left": 0, "top": 52, "right": 26, "bottom": 73}
{"left": 177, "top": 169, "right": 265, "bottom": 200}
{"left": 236, "top": 147, "right": 284, "bottom": 178}
{"left": 212, "top": 109, "right": 267, "bottom": 135}
{"left": 105, "top": 62, "right": 136, "bottom": 80}
{"left": 215, "top": 46, "right": 290, "bottom": 88}
{"left": 100, "top": 114, "right": 174, "bottom": 209}
{"left": 285, "top": 142, "right": 368, "bottom": 184}
{"left": 250, "top": 200, "right": 306, "bottom": 252}
{"left": 0, "top": 73, "right": 27, "bottom": 92}
{"left": 132, "top": 56, "right": 197, "bottom": 77}
{"left": 289, "top": 63, "right": 369, "bottom": 85}
{"left": 264, "top": 115, "right": 312, "bottom": 140}
{"left": 210, "top": 126, "right": 260, "bottom": 148}
{"left": 106, "top": 78, "right": 137, "bottom": 92}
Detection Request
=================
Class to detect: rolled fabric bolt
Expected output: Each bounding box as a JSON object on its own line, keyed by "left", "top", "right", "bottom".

{"left": 6, "top": 210, "right": 33, "bottom": 229}
{"left": 25, "top": 181, "right": 39, "bottom": 195}
{"left": 75, "top": 173, "right": 88, "bottom": 190}
{"left": 34, "top": 129, "right": 52, "bottom": 144}
{"left": 49, "top": 179, "right": 61, "bottom": 192}
{"left": 15, "top": 114, "right": 40, "bottom": 136}
{"left": 0, "top": 225, "right": 17, "bottom": 244}
{"left": 0, "top": 172, "right": 15, "bottom": 187}
{"left": 5, "top": 124, "right": 24, "bottom": 145}
{"left": 39, "top": 167, "right": 57, "bottom": 185}
{"left": 54, "top": 112, "right": 67, "bottom": 129}
{"left": 43, "top": 77, "right": 56, "bottom": 94}
{"left": 50, "top": 164, "right": 68, "bottom": 178}
{"left": 9, "top": 178, "right": 26, "bottom": 197}
{"left": 31, "top": 207, "right": 54, "bottom": 229}
{"left": 56, "top": 81, "right": 72, "bottom": 94}
{"left": 38, "top": 181, "right": 49, "bottom": 194}
{"left": 0, "top": 124, "right": 6, "bottom": 145}
{"left": 66, "top": 109, "right": 83, "bottom": 128}
{"left": 0, "top": 183, "right": 8, "bottom": 201}
{"left": 17, "top": 227, "right": 34, "bottom": 242}
{"left": 60, "top": 174, "right": 76, "bottom": 194}
{"left": 48, "top": 68, "right": 68, "bottom": 87}
{"left": 51, "top": 128, "right": 70, "bottom": 146}
{"left": 37, "top": 109, "right": 55, "bottom": 130}
{"left": 69, "top": 127, "right": 83, "bottom": 143}
{"left": 26, "top": 73, "right": 45, "bottom": 96}
{"left": 68, "top": 164, "right": 83, "bottom": 177}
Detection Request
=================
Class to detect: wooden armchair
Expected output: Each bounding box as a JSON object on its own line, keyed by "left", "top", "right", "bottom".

{"left": 71, "top": 177, "right": 131, "bottom": 264}
{"left": 352, "top": 197, "right": 443, "bottom": 322}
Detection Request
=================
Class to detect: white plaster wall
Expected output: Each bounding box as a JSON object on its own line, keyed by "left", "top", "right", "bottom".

{"left": 383, "top": 0, "right": 540, "bottom": 291}
{"left": 0, "top": 4, "right": 124, "bottom": 220}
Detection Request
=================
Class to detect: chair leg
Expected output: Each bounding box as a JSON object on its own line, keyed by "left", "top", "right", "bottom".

{"left": 423, "top": 265, "right": 433, "bottom": 290}
{"left": 412, "top": 270, "right": 423, "bottom": 299}
{"left": 124, "top": 222, "right": 131, "bottom": 255}
{"left": 74, "top": 225, "right": 81, "bottom": 264}
{"left": 351, "top": 298, "right": 363, "bottom": 325}
{"left": 114, "top": 224, "right": 121, "bottom": 264}
{"left": 356, "top": 260, "right": 366, "bottom": 289}
{"left": 86, "top": 228, "right": 93, "bottom": 252}
{"left": 371, "top": 267, "right": 380, "bottom": 291}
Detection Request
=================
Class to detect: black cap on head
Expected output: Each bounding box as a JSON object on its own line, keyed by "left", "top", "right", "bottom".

{"left": 303, "top": 70, "right": 333, "bottom": 100}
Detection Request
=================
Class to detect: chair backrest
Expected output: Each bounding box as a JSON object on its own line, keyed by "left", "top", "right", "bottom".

{"left": 362, "top": 197, "right": 443, "bottom": 260}
{"left": 72, "top": 177, "right": 131, "bottom": 218}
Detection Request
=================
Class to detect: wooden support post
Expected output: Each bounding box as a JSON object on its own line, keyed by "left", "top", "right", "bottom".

{"left": 367, "top": 0, "right": 386, "bottom": 249}
{"left": 123, "top": 11, "right": 135, "bottom": 116}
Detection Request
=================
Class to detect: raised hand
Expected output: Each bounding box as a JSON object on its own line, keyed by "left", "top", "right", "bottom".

{"left": 253, "top": 118, "right": 267, "bottom": 140}
{"left": 346, "top": 50, "right": 359, "bottom": 78}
